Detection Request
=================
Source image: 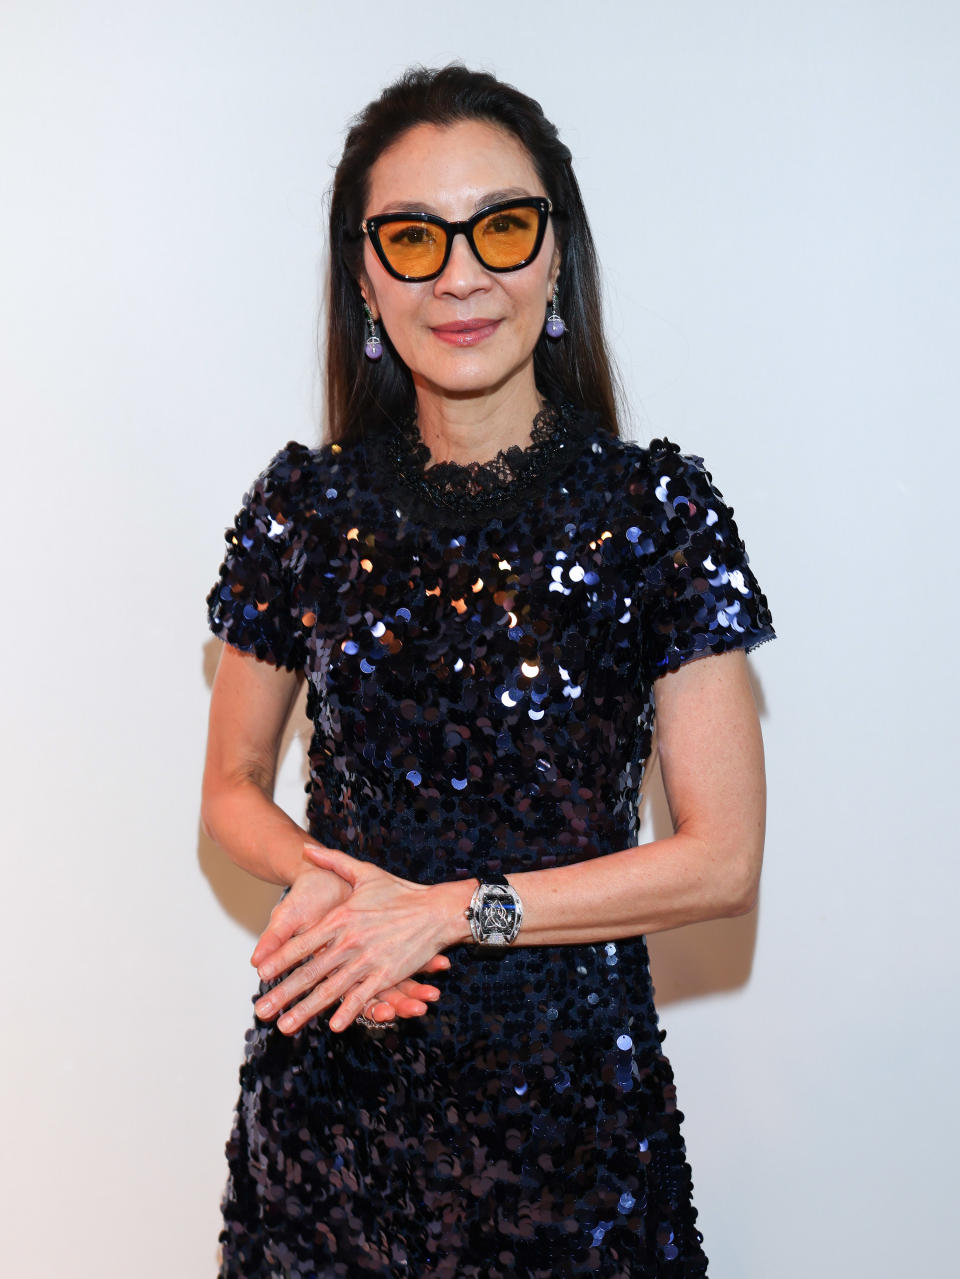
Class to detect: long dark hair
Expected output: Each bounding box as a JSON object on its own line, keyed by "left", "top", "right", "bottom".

{"left": 326, "top": 65, "right": 622, "bottom": 443}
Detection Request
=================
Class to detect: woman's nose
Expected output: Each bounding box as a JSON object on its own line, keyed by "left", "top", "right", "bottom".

{"left": 434, "top": 231, "right": 490, "bottom": 297}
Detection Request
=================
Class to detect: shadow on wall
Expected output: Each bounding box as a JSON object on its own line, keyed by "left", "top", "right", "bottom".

{"left": 198, "top": 825, "right": 280, "bottom": 936}
{"left": 198, "top": 636, "right": 769, "bottom": 1008}
{"left": 643, "top": 750, "right": 761, "bottom": 1009}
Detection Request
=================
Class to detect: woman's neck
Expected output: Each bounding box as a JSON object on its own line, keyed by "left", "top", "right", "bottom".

{"left": 411, "top": 375, "right": 545, "bottom": 467}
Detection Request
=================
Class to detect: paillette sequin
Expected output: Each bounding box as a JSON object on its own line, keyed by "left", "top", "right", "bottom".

{"left": 207, "top": 411, "right": 775, "bottom": 1277}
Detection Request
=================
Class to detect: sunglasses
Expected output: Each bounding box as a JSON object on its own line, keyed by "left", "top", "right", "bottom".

{"left": 360, "top": 197, "right": 556, "bottom": 282}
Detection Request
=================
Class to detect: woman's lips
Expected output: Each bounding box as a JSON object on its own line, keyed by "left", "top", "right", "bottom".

{"left": 430, "top": 319, "right": 501, "bottom": 346}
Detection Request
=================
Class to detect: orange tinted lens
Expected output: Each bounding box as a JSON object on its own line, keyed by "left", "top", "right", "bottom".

{"left": 378, "top": 219, "right": 447, "bottom": 277}
{"left": 472, "top": 205, "right": 540, "bottom": 268}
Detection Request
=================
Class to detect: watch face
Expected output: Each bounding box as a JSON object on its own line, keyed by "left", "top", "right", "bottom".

{"left": 483, "top": 899, "right": 514, "bottom": 935}
{"left": 469, "top": 882, "right": 520, "bottom": 946}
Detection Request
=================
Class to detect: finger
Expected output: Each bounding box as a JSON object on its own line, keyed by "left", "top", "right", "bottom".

{"left": 272, "top": 967, "right": 438, "bottom": 1034}
{"left": 372, "top": 985, "right": 429, "bottom": 1019}
{"left": 388, "top": 996, "right": 428, "bottom": 1018}
{"left": 258, "top": 909, "right": 349, "bottom": 985}
{"left": 393, "top": 977, "right": 441, "bottom": 1002}
{"left": 250, "top": 910, "right": 300, "bottom": 968}
{"left": 356, "top": 994, "right": 427, "bottom": 1022}
{"left": 257, "top": 929, "right": 332, "bottom": 983}
{"left": 353, "top": 972, "right": 447, "bottom": 1023}
{"left": 418, "top": 953, "right": 452, "bottom": 973}
{"left": 255, "top": 949, "right": 345, "bottom": 1021}
{"left": 361, "top": 975, "right": 447, "bottom": 1023}
{"left": 276, "top": 967, "right": 381, "bottom": 1035}
{"left": 327, "top": 975, "right": 387, "bottom": 1034}
{"left": 303, "top": 843, "right": 365, "bottom": 885}
{"left": 252, "top": 928, "right": 297, "bottom": 970}
{"left": 366, "top": 999, "right": 401, "bottom": 1021}
{"left": 350, "top": 996, "right": 397, "bottom": 1022}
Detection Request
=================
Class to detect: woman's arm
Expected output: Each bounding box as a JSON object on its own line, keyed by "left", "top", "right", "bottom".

{"left": 201, "top": 643, "right": 449, "bottom": 1018}
{"left": 201, "top": 643, "right": 318, "bottom": 885}
{"left": 257, "top": 648, "right": 766, "bottom": 1034}
{"left": 433, "top": 647, "right": 766, "bottom": 945}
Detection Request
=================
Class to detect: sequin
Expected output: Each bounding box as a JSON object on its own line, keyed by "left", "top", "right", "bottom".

{"left": 207, "top": 409, "right": 775, "bottom": 1277}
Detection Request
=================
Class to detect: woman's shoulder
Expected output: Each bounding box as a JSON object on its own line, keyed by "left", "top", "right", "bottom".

{"left": 583, "top": 427, "right": 721, "bottom": 502}
{"left": 239, "top": 436, "right": 367, "bottom": 516}
{"left": 590, "top": 427, "right": 701, "bottom": 468}
{"left": 581, "top": 429, "right": 763, "bottom": 572}
{"left": 248, "top": 437, "right": 357, "bottom": 485}
{"left": 592, "top": 430, "right": 775, "bottom": 665}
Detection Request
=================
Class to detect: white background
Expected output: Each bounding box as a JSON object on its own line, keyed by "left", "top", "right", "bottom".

{"left": 2, "top": 2, "right": 957, "bottom": 1275}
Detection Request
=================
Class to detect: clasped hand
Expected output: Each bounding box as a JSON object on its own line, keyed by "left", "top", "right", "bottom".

{"left": 251, "top": 843, "right": 453, "bottom": 1035}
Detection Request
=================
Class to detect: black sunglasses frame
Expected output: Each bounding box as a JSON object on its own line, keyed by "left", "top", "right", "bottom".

{"left": 360, "top": 197, "right": 554, "bottom": 282}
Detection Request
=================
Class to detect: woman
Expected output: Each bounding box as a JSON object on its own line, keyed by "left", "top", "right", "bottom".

{"left": 203, "top": 65, "right": 775, "bottom": 1278}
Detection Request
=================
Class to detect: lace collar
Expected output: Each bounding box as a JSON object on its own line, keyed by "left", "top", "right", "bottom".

{"left": 370, "top": 402, "right": 594, "bottom": 528}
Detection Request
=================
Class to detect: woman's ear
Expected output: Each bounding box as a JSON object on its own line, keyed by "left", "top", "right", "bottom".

{"left": 548, "top": 247, "right": 562, "bottom": 300}
{"left": 358, "top": 274, "right": 379, "bottom": 323}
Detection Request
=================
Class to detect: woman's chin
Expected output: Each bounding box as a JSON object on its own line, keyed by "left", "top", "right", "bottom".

{"left": 411, "top": 358, "right": 534, "bottom": 403}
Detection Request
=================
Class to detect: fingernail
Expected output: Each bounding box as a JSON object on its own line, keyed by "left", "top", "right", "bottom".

{"left": 256, "top": 998, "right": 273, "bottom": 1017}
{"left": 258, "top": 965, "right": 274, "bottom": 981}
{"left": 278, "top": 1014, "right": 295, "bottom": 1032}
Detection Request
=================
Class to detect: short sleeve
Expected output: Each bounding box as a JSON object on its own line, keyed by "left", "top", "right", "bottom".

{"left": 635, "top": 439, "right": 776, "bottom": 681}
{"left": 206, "top": 445, "right": 309, "bottom": 672}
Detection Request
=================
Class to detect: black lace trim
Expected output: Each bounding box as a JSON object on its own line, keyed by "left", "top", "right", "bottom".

{"left": 371, "top": 403, "right": 596, "bottom": 528}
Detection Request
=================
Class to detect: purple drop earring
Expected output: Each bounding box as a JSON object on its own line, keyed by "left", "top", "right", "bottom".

{"left": 545, "top": 285, "right": 566, "bottom": 339}
{"left": 363, "top": 303, "right": 382, "bottom": 361}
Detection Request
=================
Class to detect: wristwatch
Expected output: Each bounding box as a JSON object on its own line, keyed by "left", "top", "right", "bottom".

{"left": 465, "top": 871, "right": 523, "bottom": 946}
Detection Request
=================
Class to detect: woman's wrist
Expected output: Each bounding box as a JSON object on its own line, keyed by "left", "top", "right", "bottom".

{"left": 428, "top": 878, "right": 478, "bottom": 949}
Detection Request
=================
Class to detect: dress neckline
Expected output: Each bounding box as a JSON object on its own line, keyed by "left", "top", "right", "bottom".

{"left": 371, "top": 402, "right": 595, "bottom": 528}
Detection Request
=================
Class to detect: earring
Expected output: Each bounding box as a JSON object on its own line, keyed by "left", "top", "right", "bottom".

{"left": 363, "top": 302, "right": 382, "bottom": 361}
{"left": 545, "top": 285, "right": 566, "bottom": 339}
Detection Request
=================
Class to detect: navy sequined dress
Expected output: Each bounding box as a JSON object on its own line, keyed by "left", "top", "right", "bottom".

{"left": 207, "top": 406, "right": 775, "bottom": 1278}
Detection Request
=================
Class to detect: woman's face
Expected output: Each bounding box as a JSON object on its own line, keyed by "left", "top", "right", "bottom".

{"left": 359, "top": 119, "right": 561, "bottom": 403}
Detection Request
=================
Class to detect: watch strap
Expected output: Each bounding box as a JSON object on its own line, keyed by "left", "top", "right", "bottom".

{"left": 480, "top": 870, "right": 509, "bottom": 888}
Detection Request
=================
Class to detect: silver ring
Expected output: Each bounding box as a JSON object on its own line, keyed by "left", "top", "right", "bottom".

{"left": 339, "top": 993, "right": 397, "bottom": 1030}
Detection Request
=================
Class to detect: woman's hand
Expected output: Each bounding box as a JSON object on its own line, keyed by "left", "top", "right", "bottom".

{"left": 202, "top": 648, "right": 451, "bottom": 1025}
{"left": 253, "top": 844, "right": 456, "bottom": 1035}
{"left": 252, "top": 859, "right": 451, "bottom": 1027}
{"left": 251, "top": 861, "right": 351, "bottom": 970}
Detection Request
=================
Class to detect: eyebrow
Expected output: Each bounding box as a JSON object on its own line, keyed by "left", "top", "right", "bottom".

{"left": 369, "top": 187, "right": 537, "bottom": 217}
